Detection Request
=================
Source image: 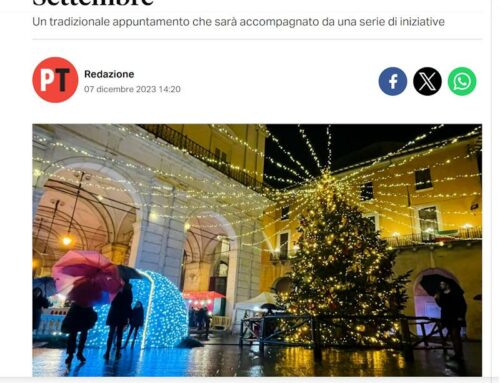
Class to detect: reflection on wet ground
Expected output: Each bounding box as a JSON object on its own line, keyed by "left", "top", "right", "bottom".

{"left": 33, "top": 341, "right": 481, "bottom": 377}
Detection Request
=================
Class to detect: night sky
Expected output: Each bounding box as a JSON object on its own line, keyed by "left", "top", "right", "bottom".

{"left": 264, "top": 124, "right": 480, "bottom": 188}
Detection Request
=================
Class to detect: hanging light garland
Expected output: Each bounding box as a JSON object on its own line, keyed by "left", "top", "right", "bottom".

{"left": 33, "top": 123, "right": 482, "bottom": 261}
{"left": 262, "top": 125, "right": 315, "bottom": 180}
{"left": 326, "top": 124, "right": 333, "bottom": 170}
{"left": 299, "top": 125, "right": 323, "bottom": 172}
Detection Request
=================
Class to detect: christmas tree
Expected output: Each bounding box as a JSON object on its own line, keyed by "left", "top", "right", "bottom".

{"left": 278, "top": 172, "right": 410, "bottom": 346}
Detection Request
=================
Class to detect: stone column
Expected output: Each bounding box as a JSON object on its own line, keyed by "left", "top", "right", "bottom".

{"left": 127, "top": 220, "right": 146, "bottom": 268}
{"left": 133, "top": 184, "right": 186, "bottom": 287}
{"left": 160, "top": 189, "right": 187, "bottom": 287}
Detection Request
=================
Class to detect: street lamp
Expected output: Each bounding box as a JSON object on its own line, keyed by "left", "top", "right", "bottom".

{"left": 43, "top": 199, "right": 64, "bottom": 253}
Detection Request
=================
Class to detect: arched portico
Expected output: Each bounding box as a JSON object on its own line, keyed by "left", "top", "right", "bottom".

{"left": 32, "top": 159, "right": 144, "bottom": 276}
{"left": 181, "top": 211, "right": 238, "bottom": 316}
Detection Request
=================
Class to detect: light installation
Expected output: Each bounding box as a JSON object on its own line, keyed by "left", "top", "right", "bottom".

{"left": 86, "top": 270, "right": 188, "bottom": 348}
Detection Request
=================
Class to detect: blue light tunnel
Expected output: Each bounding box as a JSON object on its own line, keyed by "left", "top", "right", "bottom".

{"left": 86, "top": 270, "right": 188, "bottom": 348}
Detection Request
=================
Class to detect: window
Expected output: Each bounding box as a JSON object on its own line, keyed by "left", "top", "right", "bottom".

{"left": 215, "top": 262, "right": 228, "bottom": 277}
{"left": 281, "top": 206, "right": 290, "bottom": 220}
{"left": 415, "top": 168, "right": 433, "bottom": 190}
{"left": 418, "top": 206, "right": 439, "bottom": 241}
{"left": 215, "top": 147, "right": 227, "bottom": 162}
{"left": 215, "top": 147, "right": 229, "bottom": 172}
{"left": 279, "top": 232, "right": 289, "bottom": 259}
{"left": 360, "top": 181, "right": 374, "bottom": 201}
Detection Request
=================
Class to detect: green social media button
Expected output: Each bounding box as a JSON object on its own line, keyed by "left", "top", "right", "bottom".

{"left": 448, "top": 67, "right": 476, "bottom": 96}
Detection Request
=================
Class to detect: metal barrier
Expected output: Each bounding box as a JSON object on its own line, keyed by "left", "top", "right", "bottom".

{"left": 211, "top": 315, "right": 232, "bottom": 331}
{"left": 407, "top": 316, "right": 449, "bottom": 349}
{"left": 239, "top": 314, "right": 450, "bottom": 362}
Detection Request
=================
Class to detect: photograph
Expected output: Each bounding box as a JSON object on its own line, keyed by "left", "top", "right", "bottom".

{"left": 32, "top": 123, "right": 482, "bottom": 377}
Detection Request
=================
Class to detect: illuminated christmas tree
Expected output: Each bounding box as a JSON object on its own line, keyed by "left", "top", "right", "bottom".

{"left": 279, "top": 172, "right": 410, "bottom": 346}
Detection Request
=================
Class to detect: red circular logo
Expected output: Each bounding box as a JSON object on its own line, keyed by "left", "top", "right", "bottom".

{"left": 33, "top": 57, "right": 78, "bottom": 103}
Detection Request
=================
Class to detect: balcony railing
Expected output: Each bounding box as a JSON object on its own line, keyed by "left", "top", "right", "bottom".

{"left": 383, "top": 226, "right": 482, "bottom": 249}
{"left": 138, "top": 124, "right": 268, "bottom": 194}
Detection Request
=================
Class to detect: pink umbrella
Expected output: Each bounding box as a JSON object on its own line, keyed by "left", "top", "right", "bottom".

{"left": 52, "top": 250, "right": 123, "bottom": 307}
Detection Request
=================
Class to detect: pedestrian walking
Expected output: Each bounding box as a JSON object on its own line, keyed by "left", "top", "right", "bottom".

{"left": 196, "top": 306, "right": 208, "bottom": 329}
{"left": 434, "top": 280, "right": 467, "bottom": 361}
{"left": 195, "top": 307, "right": 204, "bottom": 330}
{"left": 123, "top": 301, "right": 144, "bottom": 348}
{"left": 203, "top": 306, "right": 211, "bottom": 329}
{"left": 32, "top": 287, "right": 49, "bottom": 332}
{"left": 188, "top": 306, "right": 196, "bottom": 328}
{"left": 198, "top": 306, "right": 210, "bottom": 339}
{"left": 104, "top": 282, "right": 133, "bottom": 360}
{"left": 61, "top": 302, "right": 98, "bottom": 365}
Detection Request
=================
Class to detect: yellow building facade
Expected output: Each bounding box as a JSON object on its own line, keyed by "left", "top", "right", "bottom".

{"left": 144, "top": 124, "right": 267, "bottom": 183}
{"left": 260, "top": 133, "right": 482, "bottom": 339}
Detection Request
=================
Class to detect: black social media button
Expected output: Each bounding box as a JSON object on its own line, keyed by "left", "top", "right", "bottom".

{"left": 413, "top": 67, "right": 442, "bottom": 96}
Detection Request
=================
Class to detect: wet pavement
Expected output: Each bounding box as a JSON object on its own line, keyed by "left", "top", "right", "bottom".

{"left": 32, "top": 337, "right": 481, "bottom": 377}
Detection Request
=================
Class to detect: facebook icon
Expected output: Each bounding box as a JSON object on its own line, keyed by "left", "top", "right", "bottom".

{"left": 379, "top": 67, "right": 407, "bottom": 96}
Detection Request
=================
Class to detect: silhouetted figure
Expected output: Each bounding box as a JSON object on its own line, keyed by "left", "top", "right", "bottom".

{"left": 196, "top": 306, "right": 208, "bottom": 329}
{"left": 104, "top": 282, "right": 132, "bottom": 360}
{"left": 188, "top": 307, "right": 196, "bottom": 328}
{"left": 203, "top": 307, "right": 211, "bottom": 330}
{"left": 195, "top": 307, "right": 204, "bottom": 330}
{"left": 123, "top": 301, "right": 144, "bottom": 348}
{"left": 434, "top": 280, "right": 467, "bottom": 362}
{"left": 61, "top": 302, "right": 98, "bottom": 365}
{"left": 32, "top": 287, "right": 49, "bottom": 332}
{"left": 195, "top": 306, "right": 210, "bottom": 339}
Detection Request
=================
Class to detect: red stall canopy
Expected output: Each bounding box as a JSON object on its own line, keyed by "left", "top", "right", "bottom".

{"left": 183, "top": 291, "right": 226, "bottom": 314}
{"left": 183, "top": 291, "right": 225, "bottom": 301}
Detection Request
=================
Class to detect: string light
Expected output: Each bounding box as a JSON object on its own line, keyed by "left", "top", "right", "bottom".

{"left": 263, "top": 125, "right": 314, "bottom": 180}
{"left": 339, "top": 125, "right": 481, "bottom": 184}
{"left": 326, "top": 124, "right": 333, "bottom": 169}
{"left": 299, "top": 126, "right": 323, "bottom": 171}
{"left": 208, "top": 125, "right": 308, "bottom": 181}
{"left": 34, "top": 124, "right": 482, "bottom": 263}
{"left": 340, "top": 150, "right": 480, "bottom": 190}
{"left": 35, "top": 168, "right": 306, "bottom": 214}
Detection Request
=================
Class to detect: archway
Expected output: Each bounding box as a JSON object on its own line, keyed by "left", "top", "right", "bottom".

{"left": 181, "top": 212, "right": 237, "bottom": 317}
{"left": 413, "top": 268, "right": 462, "bottom": 335}
{"left": 32, "top": 162, "right": 143, "bottom": 275}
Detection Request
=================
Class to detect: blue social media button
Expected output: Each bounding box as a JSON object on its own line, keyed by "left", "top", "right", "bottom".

{"left": 379, "top": 67, "right": 407, "bottom": 96}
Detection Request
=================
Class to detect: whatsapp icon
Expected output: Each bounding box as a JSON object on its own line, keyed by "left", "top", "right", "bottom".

{"left": 448, "top": 67, "right": 476, "bottom": 96}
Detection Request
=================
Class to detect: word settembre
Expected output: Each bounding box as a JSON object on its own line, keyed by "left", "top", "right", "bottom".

{"left": 34, "top": 0, "right": 152, "bottom": 5}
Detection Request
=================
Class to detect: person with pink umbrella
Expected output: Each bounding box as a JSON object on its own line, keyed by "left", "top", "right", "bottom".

{"left": 52, "top": 250, "right": 124, "bottom": 367}
{"left": 61, "top": 296, "right": 98, "bottom": 365}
